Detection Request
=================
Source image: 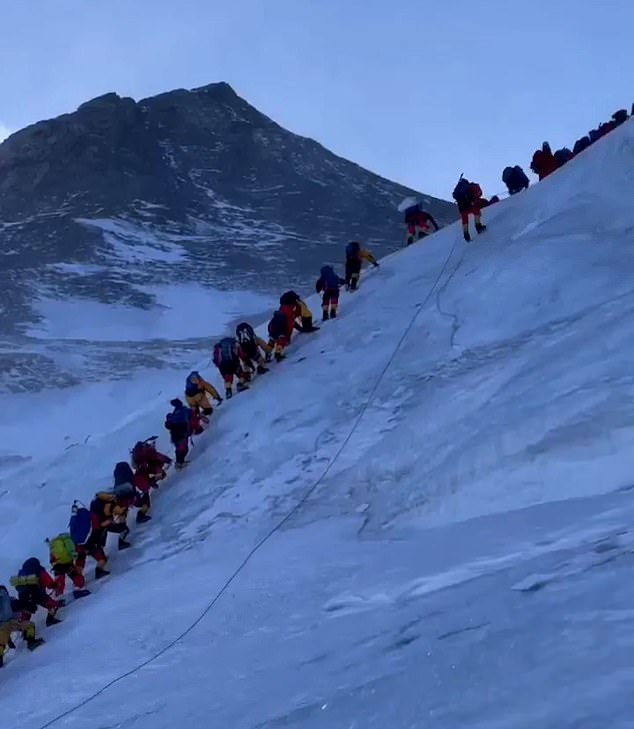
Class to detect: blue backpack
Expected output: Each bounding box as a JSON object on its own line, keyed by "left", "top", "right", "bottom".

{"left": 320, "top": 266, "right": 340, "bottom": 290}
{"left": 19, "top": 558, "right": 42, "bottom": 578}
{"left": 346, "top": 241, "right": 360, "bottom": 259}
{"left": 185, "top": 371, "right": 200, "bottom": 397}
{"left": 69, "top": 505, "right": 93, "bottom": 546}
{"left": 213, "top": 337, "right": 237, "bottom": 367}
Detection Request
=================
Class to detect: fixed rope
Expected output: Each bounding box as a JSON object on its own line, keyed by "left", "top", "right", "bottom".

{"left": 37, "top": 237, "right": 460, "bottom": 729}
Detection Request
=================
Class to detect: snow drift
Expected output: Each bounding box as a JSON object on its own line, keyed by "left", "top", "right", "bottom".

{"left": 2, "top": 119, "right": 634, "bottom": 728}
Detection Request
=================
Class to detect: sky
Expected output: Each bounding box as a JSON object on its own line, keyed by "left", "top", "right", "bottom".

{"left": 1, "top": 0, "right": 633, "bottom": 199}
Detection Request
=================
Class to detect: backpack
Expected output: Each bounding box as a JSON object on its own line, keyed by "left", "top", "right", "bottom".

{"left": 236, "top": 322, "right": 255, "bottom": 345}
{"left": 613, "top": 109, "right": 628, "bottom": 125}
{"left": 404, "top": 204, "right": 421, "bottom": 224}
{"left": 166, "top": 406, "right": 191, "bottom": 429}
{"left": 49, "top": 533, "right": 77, "bottom": 564}
{"left": 516, "top": 166, "right": 529, "bottom": 186}
{"left": 131, "top": 440, "right": 155, "bottom": 468}
{"left": 345, "top": 241, "right": 360, "bottom": 259}
{"left": 214, "top": 338, "right": 236, "bottom": 367}
{"left": 554, "top": 148, "right": 572, "bottom": 166}
{"left": 320, "top": 265, "right": 340, "bottom": 290}
{"left": 113, "top": 482, "right": 135, "bottom": 504}
{"left": 0, "top": 586, "right": 13, "bottom": 623}
{"left": 13, "top": 557, "right": 43, "bottom": 592}
{"left": 452, "top": 177, "right": 471, "bottom": 205}
{"left": 279, "top": 291, "right": 300, "bottom": 307}
{"left": 502, "top": 167, "right": 513, "bottom": 185}
{"left": 268, "top": 310, "right": 288, "bottom": 337}
{"left": 69, "top": 505, "right": 93, "bottom": 546}
{"left": 185, "top": 371, "right": 201, "bottom": 397}
{"left": 573, "top": 136, "right": 590, "bottom": 155}
{"left": 113, "top": 461, "right": 134, "bottom": 486}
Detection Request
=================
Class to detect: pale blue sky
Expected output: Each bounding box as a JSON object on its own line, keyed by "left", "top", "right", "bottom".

{"left": 1, "top": 0, "right": 632, "bottom": 199}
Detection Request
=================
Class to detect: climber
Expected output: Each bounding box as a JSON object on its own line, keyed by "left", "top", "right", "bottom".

{"left": 131, "top": 438, "right": 171, "bottom": 523}
{"left": 612, "top": 109, "right": 628, "bottom": 127}
{"left": 10, "top": 558, "right": 61, "bottom": 626}
{"left": 452, "top": 176, "right": 486, "bottom": 242}
{"left": 0, "top": 586, "right": 44, "bottom": 667}
{"left": 213, "top": 336, "right": 250, "bottom": 398}
{"left": 268, "top": 309, "right": 292, "bottom": 362}
{"left": 316, "top": 265, "right": 346, "bottom": 320}
{"left": 69, "top": 501, "right": 110, "bottom": 580}
{"left": 113, "top": 461, "right": 137, "bottom": 511}
{"left": 131, "top": 438, "right": 171, "bottom": 481}
{"left": 90, "top": 489, "right": 131, "bottom": 552}
{"left": 184, "top": 370, "right": 222, "bottom": 417}
{"left": 589, "top": 127, "right": 601, "bottom": 144}
{"left": 112, "top": 460, "right": 145, "bottom": 530}
{"left": 573, "top": 135, "right": 591, "bottom": 156}
{"left": 597, "top": 120, "right": 615, "bottom": 138}
{"left": 530, "top": 142, "right": 557, "bottom": 180}
{"left": 553, "top": 147, "right": 573, "bottom": 169}
{"left": 403, "top": 203, "right": 440, "bottom": 245}
{"left": 502, "top": 165, "right": 530, "bottom": 195}
{"left": 279, "top": 291, "right": 319, "bottom": 333}
{"left": 236, "top": 322, "right": 271, "bottom": 374}
{"left": 165, "top": 398, "right": 194, "bottom": 469}
{"left": 345, "top": 241, "right": 379, "bottom": 291}
{"left": 47, "top": 532, "right": 91, "bottom": 600}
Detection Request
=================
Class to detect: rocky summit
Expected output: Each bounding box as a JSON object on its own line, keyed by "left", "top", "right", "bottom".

{"left": 0, "top": 81, "right": 455, "bottom": 392}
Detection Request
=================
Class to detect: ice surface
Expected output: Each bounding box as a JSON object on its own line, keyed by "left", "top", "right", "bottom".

{"left": 2, "top": 120, "right": 634, "bottom": 728}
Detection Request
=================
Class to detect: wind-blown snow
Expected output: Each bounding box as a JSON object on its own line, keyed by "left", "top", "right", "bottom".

{"left": 27, "top": 284, "right": 275, "bottom": 341}
{"left": 75, "top": 217, "right": 187, "bottom": 264}
{"left": 2, "top": 120, "right": 634, "bottom": 728}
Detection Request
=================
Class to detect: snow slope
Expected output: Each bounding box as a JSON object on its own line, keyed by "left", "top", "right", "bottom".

{"left": 2, "top": 120, "right": 634, "bottom": 728}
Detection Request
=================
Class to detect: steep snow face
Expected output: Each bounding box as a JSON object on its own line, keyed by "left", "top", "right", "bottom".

{"left": 2, "top": 121, "right": 634, "bottom": 728}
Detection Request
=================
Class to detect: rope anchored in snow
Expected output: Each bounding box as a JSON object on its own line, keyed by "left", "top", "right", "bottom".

{"left": 36, "top": 238, "right": 460, "bottom": 729}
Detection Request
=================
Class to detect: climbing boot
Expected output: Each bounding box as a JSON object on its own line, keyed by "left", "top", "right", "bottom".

{"left": 27, "top": 637, "right": 45, "bottom": 651}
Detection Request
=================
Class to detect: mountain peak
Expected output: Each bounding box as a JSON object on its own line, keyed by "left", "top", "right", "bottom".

{"left": 0, "top": 81, "right": 454, "bottom": 351}
{"left": 191, "top": 81, "right": 239, "bottom": 99}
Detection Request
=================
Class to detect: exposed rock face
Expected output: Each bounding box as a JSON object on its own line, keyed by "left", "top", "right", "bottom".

{"left": 0, "top": 82, "right": 456, "bottom": 391}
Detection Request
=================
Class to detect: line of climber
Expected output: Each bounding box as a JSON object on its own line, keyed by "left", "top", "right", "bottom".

{"left": 402, "top": 103, "right": 633, "bottom": 244}
{"left": 0, "top": 240, "right": 379, "bottom": 670}
{"left": 8, "top": 101, "right": 628, "bottom": 670}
